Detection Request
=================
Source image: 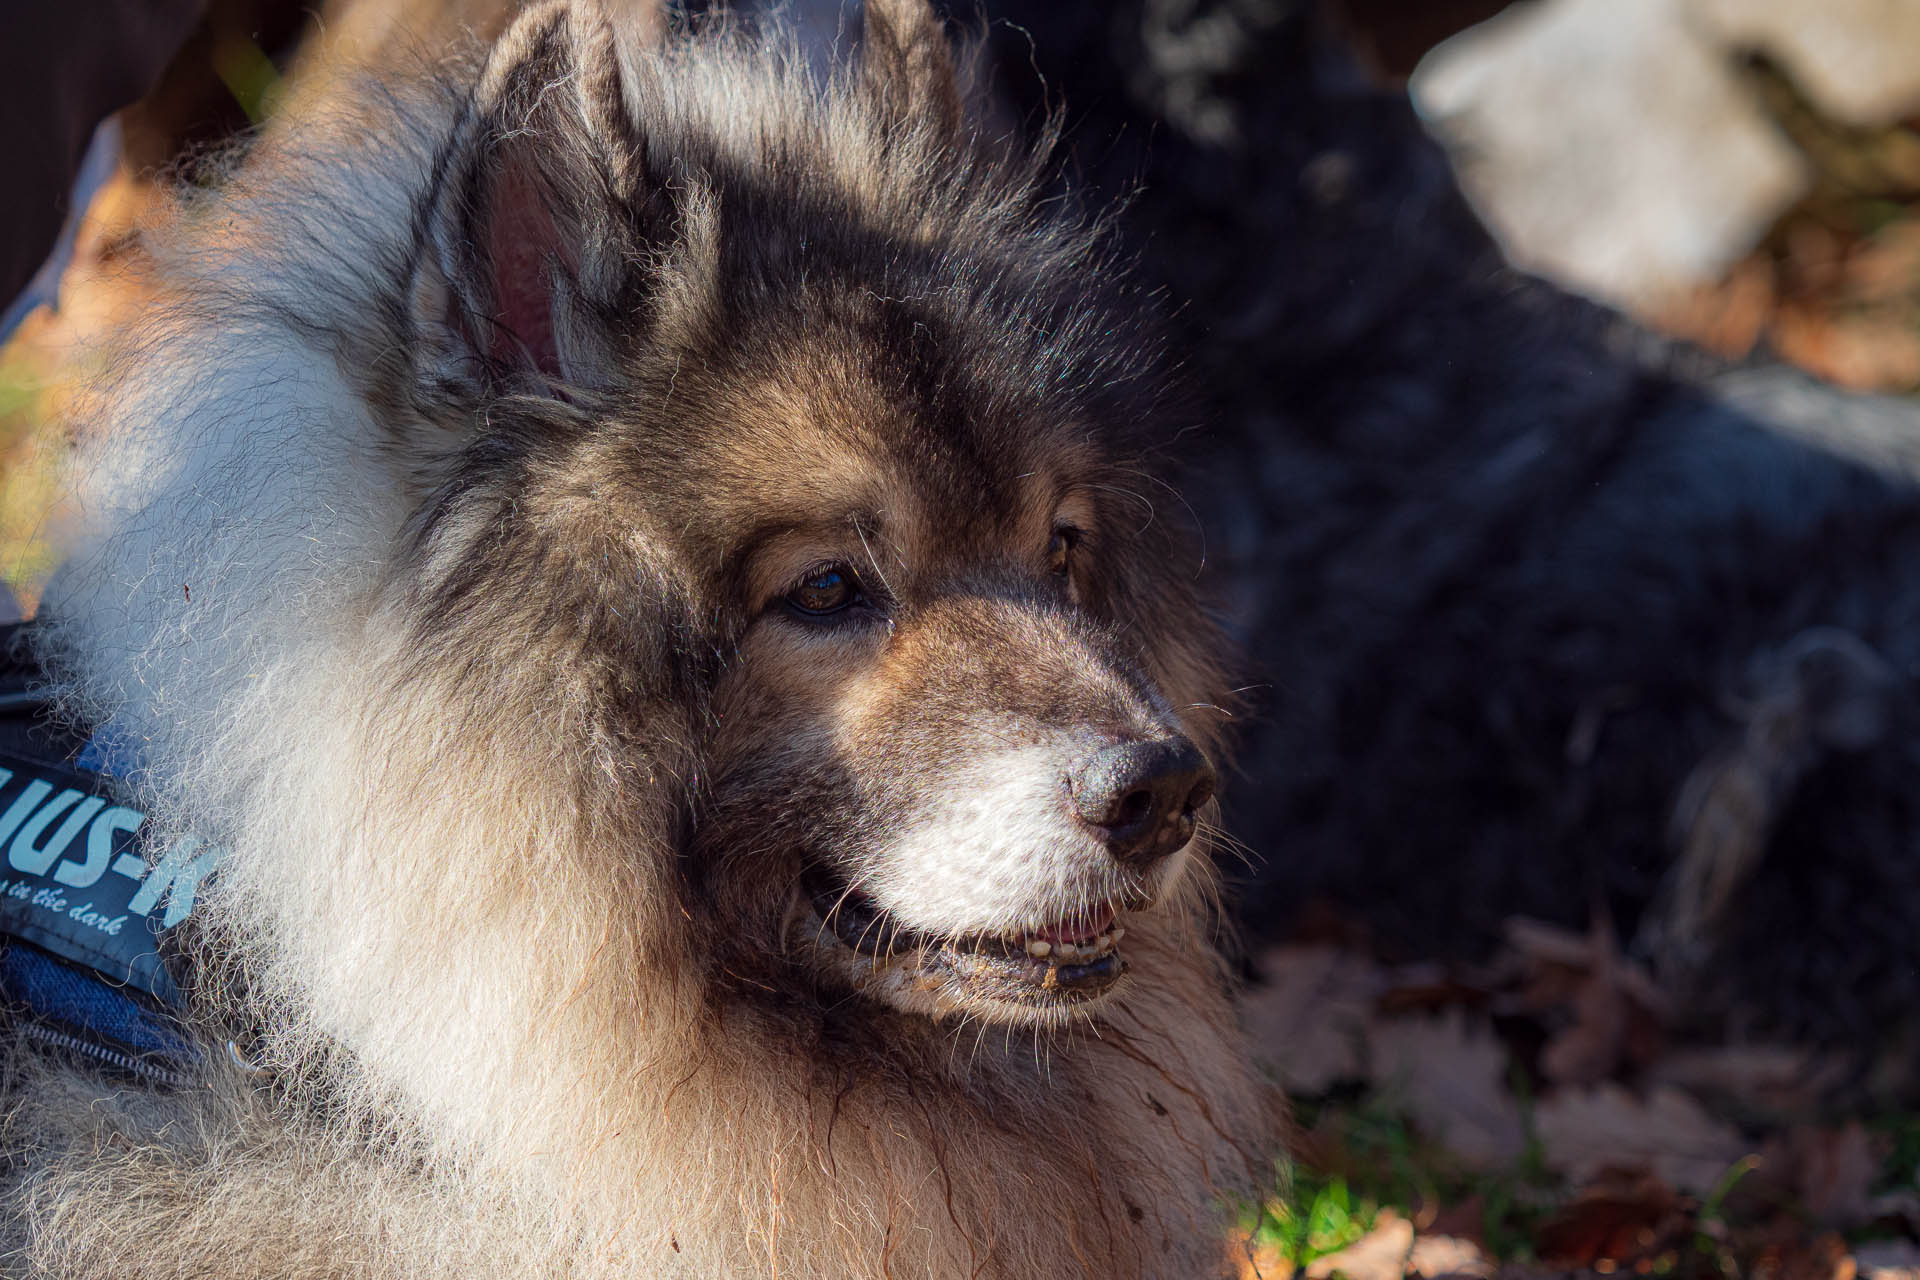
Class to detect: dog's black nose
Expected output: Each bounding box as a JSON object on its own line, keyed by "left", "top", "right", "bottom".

{"left": 1069, "top": 737, "right": 1216, "bottom": 867}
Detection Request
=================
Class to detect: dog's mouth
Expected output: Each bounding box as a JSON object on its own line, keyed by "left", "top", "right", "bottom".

{"left": 803, "top": 868, "right": 1127, "bottom": 1008}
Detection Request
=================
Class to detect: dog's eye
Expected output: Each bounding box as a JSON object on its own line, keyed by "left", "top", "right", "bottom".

{"left": 787, "top": 566, "right": 860, "bottom": 616}
{"left": 1047, "top": 527, "right": 1079, "bottom": 577}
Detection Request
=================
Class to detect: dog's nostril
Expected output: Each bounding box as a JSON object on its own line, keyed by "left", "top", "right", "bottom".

{"left": 1113, "top": 789, "right": 1154, "bottom": 830}
{"left": 1069, "top": 735, "right": 1217, "bottom": 867}
{"left": 1183, "top": 774, "right": 1216, "bottom": 816}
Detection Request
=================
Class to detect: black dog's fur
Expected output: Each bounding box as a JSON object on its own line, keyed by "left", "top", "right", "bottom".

{"left": 988, "top": 0, "right": 1920, "bottom": 1070}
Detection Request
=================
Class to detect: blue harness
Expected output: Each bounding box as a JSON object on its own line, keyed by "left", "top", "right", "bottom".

{"left": 0, "top": 626, "right": 201, "bottom": 1086}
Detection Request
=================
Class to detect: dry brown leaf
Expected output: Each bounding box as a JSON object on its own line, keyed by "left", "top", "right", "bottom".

{"left": 1407, "top": 1233, "right": 1493, "bottom": 1278}
{"left": 1242, "top": 946, "right": 1379, "bottom": 1094}
{"left": 1647, "top": 254, "right": 1776, "bottom": 358}
{"left": 1747, "top": 1231, "right": 1853, "bottom": 1280}
{"left": 1501, "top": 916, "right": 1670, "bottom": 1016}
{"left": 1423, "top": 1198, "right": 1486, "bottom": 1245}
{"left": 1304, "top": 1210, "right": 1414, "bottom": 1280}
{"left": 1842, "top": 221, "right": 1920, "bottom": 304}
{"left": 1539, "top": 917, "right": 1656, "bottom": 1086}
{"left": 1540, "top": 981, "right": 1630, "bottom": 1086}
{"left": 1233, "top": 1238, "right": 1294, "bottom": 1280}
{"left": 1502, "top": 916, "right": 1597, "bottom": 969}
{"left": 1532, "top": 1168, "right": 1691, "bottom": 1267}
{"left": 1497, "top": 915, "right": 1665, "bottom": 1086}
{"left": 1782, "top": 1123, "right": 1881, "bottom": 1227}
{"left": 1648, "top": 1043, "right": 1841, "bottom": 1119}
{"left": 1535, "top": 1083, "right": 1749, "bottom": 1193}
{"left": 1772, "top": 301, "right": 1920, "bottom": 390}
{"left": 1785, "top": 222, "right": 1846, "bottom": 294}
{"left": 1369, "top": 1010, "right": 1528, "bottom": 1168}
{"left": 1376, "top": 962, "right": 1491, "bottom": 1017}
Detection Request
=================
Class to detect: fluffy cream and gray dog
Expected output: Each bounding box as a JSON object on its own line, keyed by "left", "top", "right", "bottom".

{"left": 4, "top": 1, "right": 1277, "bottom": 1274}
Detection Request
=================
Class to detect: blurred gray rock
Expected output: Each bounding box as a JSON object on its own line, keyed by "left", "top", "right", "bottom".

{"left": 1411, "top": 0, "right": 1808, "bottom": 306}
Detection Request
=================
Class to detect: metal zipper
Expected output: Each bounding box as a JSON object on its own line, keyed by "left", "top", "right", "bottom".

{"left": 14, "top": 1019, "right": 189, "bottom": 1089}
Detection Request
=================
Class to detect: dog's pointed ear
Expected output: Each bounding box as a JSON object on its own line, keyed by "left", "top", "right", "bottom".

{"left": 412, "top": 0, "right": 667, "bottom": 396}
{"left": 860, "top": 0, "right": 963, "bottom": 142}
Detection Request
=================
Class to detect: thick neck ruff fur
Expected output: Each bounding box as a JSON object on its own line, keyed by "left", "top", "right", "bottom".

{"left": 7, "top": 3, "right": 1277, "bottom": 1275}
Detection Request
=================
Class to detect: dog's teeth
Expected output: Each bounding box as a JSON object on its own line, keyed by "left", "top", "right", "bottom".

{"left": 1016, "top": 922, "right": 1126, "bottom": 962}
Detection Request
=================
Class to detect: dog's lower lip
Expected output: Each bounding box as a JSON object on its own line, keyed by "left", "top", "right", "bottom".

{"left": 803, "top": 868, "right": 1128, "bottom": 996}
{"left": 939, "top": 938, "right": 1126, "bottom": 992}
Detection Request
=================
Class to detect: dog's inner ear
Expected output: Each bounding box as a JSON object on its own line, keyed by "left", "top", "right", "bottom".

{"left": 414, "top": 1, "right": 656, "bottom": 398}
{"left": 476, "top": 147, "right": 576, "bottom": 383}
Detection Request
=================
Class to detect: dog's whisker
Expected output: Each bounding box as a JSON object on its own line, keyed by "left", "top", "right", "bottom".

{"left": 851, "top": 519, "right": 898, "bottom": 601}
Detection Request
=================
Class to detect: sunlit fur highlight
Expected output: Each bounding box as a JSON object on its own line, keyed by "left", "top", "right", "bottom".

{"left": 3, "top": 3, "right": 1278, "bottom": 1276}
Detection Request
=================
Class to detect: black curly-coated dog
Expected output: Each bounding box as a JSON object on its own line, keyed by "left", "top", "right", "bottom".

{"left": 988, "top": 0, "right": 1920, "bottom": 1074}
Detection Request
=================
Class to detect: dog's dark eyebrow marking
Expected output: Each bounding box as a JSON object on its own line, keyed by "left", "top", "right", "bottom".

{"left": 721, "top": 508, "right": 888, "bottom": 600}
{"left": 718, "top": 519, "right": 804, "bottom": 602}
